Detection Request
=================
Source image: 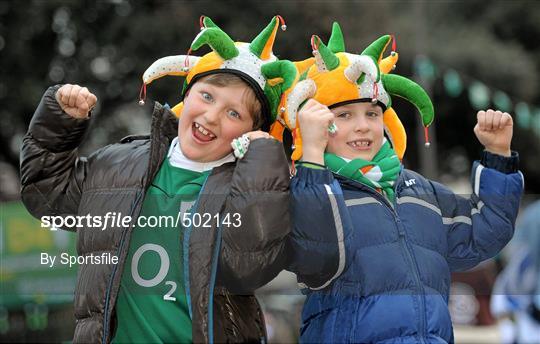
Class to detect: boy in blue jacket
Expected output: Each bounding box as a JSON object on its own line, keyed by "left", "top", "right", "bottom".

{"left": 284, "top": 23, "right": 524, "bottom": 343}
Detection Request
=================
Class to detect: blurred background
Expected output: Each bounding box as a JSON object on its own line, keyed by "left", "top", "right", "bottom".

{"left": 0, "top": 0, "right": 539, "bottom": 342}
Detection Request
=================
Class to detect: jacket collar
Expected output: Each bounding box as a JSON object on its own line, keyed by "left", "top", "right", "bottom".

{"left": 150, "top": 102, "right": 178, "bottom": 143}
{"left": 143, "top": 102, "right": 179, "bottom": 186}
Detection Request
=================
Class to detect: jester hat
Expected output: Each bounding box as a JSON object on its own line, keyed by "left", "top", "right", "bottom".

{"left": 141, "top": 15, "right": 298, "bottom": 132}
{"left": 279, "top": 23, "right": 434, "bottom": 160}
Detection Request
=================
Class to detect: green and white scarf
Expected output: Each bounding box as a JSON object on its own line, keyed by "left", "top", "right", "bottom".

{"left": 324, "top": 138, "right": 401, "bottom": 202}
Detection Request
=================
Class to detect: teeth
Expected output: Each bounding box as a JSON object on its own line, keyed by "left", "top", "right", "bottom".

{"left": 194, "top": 123, "right": 216, "bottom": 138}
{"left": 350, "top": 140, "right": 370, "bottom": 147}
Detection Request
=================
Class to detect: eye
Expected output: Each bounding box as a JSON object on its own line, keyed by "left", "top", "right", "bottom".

{"left": 367, "top": 111, "right": 380, "bottom": 117}
{"left": 201, "top": 92, "right": 213, "bottom": 102}
{"left": 228, "top": 109, "right": 241, "bottom": 119}
{"left": 337, "top": 112, "right": 351, "bottom": 119}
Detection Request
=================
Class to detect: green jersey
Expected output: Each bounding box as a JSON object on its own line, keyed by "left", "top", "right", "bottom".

{"left": 113, "top": 156, "right": 209, "bottom": 343}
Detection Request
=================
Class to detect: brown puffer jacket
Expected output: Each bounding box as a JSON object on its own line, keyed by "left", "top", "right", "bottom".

{"left": 20, "top": 86, "right": 291, "bottom": 343}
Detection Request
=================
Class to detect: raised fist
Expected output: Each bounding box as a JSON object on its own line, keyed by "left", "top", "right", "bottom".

{"left": 55, "top": 84, "right": 97, "bottom": 119}
{"left": 474, "top": 109, "right": 513, "bottom": 157}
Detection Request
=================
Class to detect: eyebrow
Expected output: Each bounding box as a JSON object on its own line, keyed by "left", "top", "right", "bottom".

{"left": 228, "top": 97, "right": 246, "bottom": 112}
{"left": 201, "top": 85, "right": 244, "bottom": 109}
{"left": 367, "top": 104, "right": 383, "bottom": 113}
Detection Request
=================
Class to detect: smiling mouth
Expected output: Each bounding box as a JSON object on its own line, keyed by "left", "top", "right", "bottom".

{"left": 192, "top": 122, "right": 217, "bottom": 143}
{"left": 347, "top": 139, "right": 372, "bottom": 150}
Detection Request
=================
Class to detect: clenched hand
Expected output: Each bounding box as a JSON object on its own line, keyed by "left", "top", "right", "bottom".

{"left": 55, "top": 84, "right": 97, "bottom": 119}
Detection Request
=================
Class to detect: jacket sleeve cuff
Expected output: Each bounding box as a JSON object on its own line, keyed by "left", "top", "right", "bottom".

{"left": 295, "top": 165, "right": 335, "bottom": 184}
{"left": 480, "top": 150, "right": 519, "bottom": 174}
{"left": 297, "top": 161, "right": 326, "bottom": 170}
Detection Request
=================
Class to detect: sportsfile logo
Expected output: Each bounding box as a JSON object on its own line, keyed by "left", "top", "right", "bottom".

{"left": 41, "top": 212, "right": 132, "bottom": 231}
{"left": 40, "top": 212, "right": 242, "bottom": 231}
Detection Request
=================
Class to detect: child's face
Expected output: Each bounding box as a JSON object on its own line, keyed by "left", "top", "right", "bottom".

{"left": 178, "top": 81, "right": 255, "bottom": 162}
{"left": 326, "top": 102, "right": 384, "bottom": 161}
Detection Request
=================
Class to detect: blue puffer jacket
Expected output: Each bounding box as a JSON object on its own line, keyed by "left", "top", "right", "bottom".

{"left": 288, "top": 152, "right": 523, "bottom": 343}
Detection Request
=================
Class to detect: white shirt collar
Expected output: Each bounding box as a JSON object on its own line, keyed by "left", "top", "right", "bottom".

{"left": 167, "top": 137, "right": 235, "bottom": 172}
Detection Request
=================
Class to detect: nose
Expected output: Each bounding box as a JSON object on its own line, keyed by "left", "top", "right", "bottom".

{"left": 203, "top": 106, "right": 220, "bottom": 126}
{"left": 354, "top": 113, "right": 369, "bottom": 132}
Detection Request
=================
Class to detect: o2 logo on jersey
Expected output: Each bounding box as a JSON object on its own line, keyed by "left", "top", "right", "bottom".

{"left": 131, "top": 243, "right": 177, "bottom": 301}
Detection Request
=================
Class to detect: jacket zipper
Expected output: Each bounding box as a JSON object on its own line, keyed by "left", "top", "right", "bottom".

{"left": 182, "top": 175, "right": 210, "bottom": 320}
{"left": 181, "top": 173, "right": 219, "bottom": 343}
{"left": 208, "top": 220, "right": 223, "bottom": 344}
{"left": 336, "top": 173, "right": 428, "bottom": 342}
{"left": 101, "top": 190, "right": 145, "bottom": 344}
{"left": 396, "top": 218, "right": 427, "bottom": 344}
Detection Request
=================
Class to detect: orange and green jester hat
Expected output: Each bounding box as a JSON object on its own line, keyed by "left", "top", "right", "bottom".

{"left": 275, "top": 22, "right": 434, "bottom": 161}
{"left": 141, "top": 15, "right": 299, "bottom": 132}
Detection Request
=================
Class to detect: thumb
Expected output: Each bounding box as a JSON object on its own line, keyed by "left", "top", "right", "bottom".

{"left": 473, "top": 123, "right": 480, "bottom": 134}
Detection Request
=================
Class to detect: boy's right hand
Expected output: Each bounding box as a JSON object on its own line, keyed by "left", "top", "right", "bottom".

{"left": 245, "top": 131, "right": 274, "bottom": 141}
{"left": 298, "top": 99, "right": 335, "bottom": 164}
{"left": 55, "top": 84, "right": 97, "bottom": 119}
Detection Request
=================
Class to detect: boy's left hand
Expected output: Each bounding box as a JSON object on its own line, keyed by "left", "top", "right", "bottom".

{"left": 474, "top": 109, "right": 513, "bottom": 157}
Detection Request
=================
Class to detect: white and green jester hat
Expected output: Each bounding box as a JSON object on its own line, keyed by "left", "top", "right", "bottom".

{"left": 141, "top": 15, "right": 298, "bottom": 132}
{"left": 280, "top": 23, "right": 435, "bottom": 161}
